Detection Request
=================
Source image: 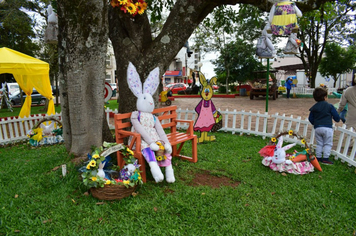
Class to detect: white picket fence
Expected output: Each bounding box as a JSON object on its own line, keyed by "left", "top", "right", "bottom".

{"left": 1, "top": 107, "right": 355, "bottom": 167}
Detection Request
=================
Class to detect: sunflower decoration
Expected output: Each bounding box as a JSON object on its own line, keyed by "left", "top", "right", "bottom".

{"left": 269, "top": 130, "right": 312, "bottom": 155}
{"left": 110, "top": 0, "right": 147, "bottom": 16}
{"left": 155, "top": 141, "right": 167, "bottom": 162}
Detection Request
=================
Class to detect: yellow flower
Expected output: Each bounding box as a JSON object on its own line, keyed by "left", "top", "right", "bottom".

{"left": 288, "top": 130, "right": 293, "bottom": 136}
{"left": 127, "top": 149, "right": 134, "bottom": 155}
{"left": 271, "top": 137, "right": 277, "bottom": 143}
{"left": 92, "top": 154, "right": 100, "bottom": 159}
{"left": 305, "top": 148, "right": 309, "bottom": 152}
{"left": 89, "top": 160, "right": 96, "bottom": 167}
{"left": 156, "top": 156, "right": 163, "bottom": 161}
{"left": 91, "top": 177, "right": 97, "bottom": 181}
{"left": 138, "top": 176, "right": 141, "bottom": 180}
{"left": 301, "top": 139, "right": 306, "bottom": 144}
{"left": 123, "top": 180, "right": 130, "bottom": 185}
{"left": 86, "top": 164, "right": 91, "bottom": 170}
{"left": 136, "top": 2, "right": 146, "bottom": 14}
{"left": 118, "top": 0, "right": 128, "bottom": 4}
{"left": 126, "top": 2, "right": 137, "bottom": 14}
{"left": 105, "top": 180, "right": 111, "bottom": 185}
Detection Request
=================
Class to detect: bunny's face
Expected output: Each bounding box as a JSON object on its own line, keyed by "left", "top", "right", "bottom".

{"left": 201, "top": 85, "right": 213, "bottom": 101}
{"left": 137, "top": 93, "right": 154, "bottom": 113}
{"left": 272, "top": 148, "right": 286, "bottom": 164}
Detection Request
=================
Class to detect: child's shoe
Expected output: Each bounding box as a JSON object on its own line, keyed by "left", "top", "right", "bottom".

{"left": 321, "top": 159, "right": 334, "bottom": 165}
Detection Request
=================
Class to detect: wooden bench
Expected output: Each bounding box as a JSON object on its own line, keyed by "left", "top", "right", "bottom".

{"left": 114, "top": 105, "right": 198, "bottom": 182}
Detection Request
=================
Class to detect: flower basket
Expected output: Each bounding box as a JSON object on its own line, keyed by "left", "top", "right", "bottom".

{"left": 90, "top": 184, "right": 137, "bottom": 201}
{"left": 28, "top": 117, "right": 63, "bottom": 146}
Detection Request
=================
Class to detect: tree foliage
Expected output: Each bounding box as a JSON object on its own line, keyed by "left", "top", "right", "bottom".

{"left": 298, "top": 0, "right": 356, "bottom": 88}
{"left": 319, "top": 43, "right": 356, "bottom": 87}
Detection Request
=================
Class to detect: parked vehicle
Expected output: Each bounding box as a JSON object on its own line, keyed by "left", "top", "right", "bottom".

{"left": 9, "top": 90, "right": 47, "bottom": 105}
{"left": 212, "top": 85, "right": 219, "bottom": 92}
{"left": 164, "top": 83, "right": 188, "bottom": 94}
{"left": 6, "top": 83, "right": 19, "bottom": 96}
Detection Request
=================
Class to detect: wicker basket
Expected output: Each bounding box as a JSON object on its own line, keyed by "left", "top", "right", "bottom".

{"left": 90, "top": 184, "right": 137, "bottom": 201}
{"left": 33, "top": 117, "right": 62, "bottom": 129}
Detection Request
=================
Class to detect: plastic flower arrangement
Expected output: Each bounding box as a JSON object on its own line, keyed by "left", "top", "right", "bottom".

{"left": 155, "top": 141, "right": 167, "bottom": 162}
{"left": 110, "top": 0, "right": 147, "bottom": 16}
{"left": 27, "top": 118, "right": 63, "bottom": 146}
{"left": 81, "top": 142, "right": 143, "bottom": 189}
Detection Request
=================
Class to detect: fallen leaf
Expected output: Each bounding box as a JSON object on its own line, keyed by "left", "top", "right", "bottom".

{"left": 42, "top": 219, "right": 52, "bottom": 224}
{"left": 83, "top": 192, "right": 89, "bottom": 196}
{"left": 52, "top": 166, "right": 60, "bottom": 171}
{"left": 96, "top": 202, "right": 105, "bottom": 205}
{"left": 98, "top": 217, "right": 103, "bottom": 222}
{"left": 242, "top": 159, "right": 251, "bottom": 162}
{"left": 271, "top": 192, "right": 276, "bottom": 195}
{"left": 71, "top": 199, "right": 76, "bottom": 203}
{"left": 330, "top": 191, "right": 333, "bottom": 193}
{"left": 245, "top": 204, "right": 249, "bottom": 207}
{"left": 201, "top": 193, "right": 206, "bottom": 195}
{"left": 281, "top": 173, "right": 287, "bottom": 176}
{"left": 14, "top": 194, "right": 18, "bottom": 198}
{"left": 132, "top": 192, "right": 138, "bottom": 197}
{"left": 218, "top": 160, "right": 220, "bottom": 162}
{"left": 154, "top": 207, "right": 158, "bottom": 212}
{"left": 14, "top": 230, "right": 21, "bottom": 233}
{"left": 318, "top": 175, "right": 322, "bottom": 179}
{"left": 322, "top": 204, "right": 327, "bottom": 208}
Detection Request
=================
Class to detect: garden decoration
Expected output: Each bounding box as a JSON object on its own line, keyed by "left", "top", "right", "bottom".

{"left": 44, "top": 4, "right": 58, "bottom": 44}
{"left": 193, "top": 72, "right": 222, "bottom": 143}
{"left": 260, "top": 130, "right": 322, "bottom": 174}
{"left": 81, "top": 142, "right": 143, "bottom": 201}
{"left": 283, "top": 32, "right": 302, "bottom": 54}
{"left": 110, "top": 0, "right": 147, "bottom": 16}
{"left": 28, "top": 117, "right": 63, "bottom": 147}
{"left": 256, "top": 22, "right": 276, "bottom": 59}
{"left": 267, "top": 0, "right": 302, "bottom": 36}
{"left": 0, "top": 82, "right": 13, "bottom": 112}
{"left": 127, "top": 62, "right": 175, "bottom": 183}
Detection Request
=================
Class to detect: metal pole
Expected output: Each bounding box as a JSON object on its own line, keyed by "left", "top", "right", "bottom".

{"left": 266, "top": 58, "right": 269, "bottom": 113}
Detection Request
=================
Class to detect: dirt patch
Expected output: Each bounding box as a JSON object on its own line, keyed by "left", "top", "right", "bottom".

{"left": 188, "top": 170, "right": 240, "bottom": 188}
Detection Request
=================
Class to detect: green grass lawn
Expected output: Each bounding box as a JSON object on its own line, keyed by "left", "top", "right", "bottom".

{"left": 1, "top": 132, "right": 355, "bottom": 235}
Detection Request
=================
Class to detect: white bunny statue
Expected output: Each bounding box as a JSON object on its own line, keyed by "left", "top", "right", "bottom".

{"left": 97, "top": 162, "right": 106, "bottom": 179}
{"left": 127, "top": 62, "right": 175, "bottom": 183}
{"left": 266, "top": 136, "right": 296, "bottom": 165}
{"left": 40, "top": 122, "right": 55, "bottom": 136}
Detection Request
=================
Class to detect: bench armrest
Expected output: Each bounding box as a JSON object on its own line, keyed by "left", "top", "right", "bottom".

{"left": 174, "top": 119, "right": 194, "bottom": 135}
{"left": 117, "top": 130, "right": 141, "bottom": 151}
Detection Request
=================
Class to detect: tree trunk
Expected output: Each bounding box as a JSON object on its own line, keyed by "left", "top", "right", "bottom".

{"left": 58, "top": 0, "right": 108, "bottom": 156}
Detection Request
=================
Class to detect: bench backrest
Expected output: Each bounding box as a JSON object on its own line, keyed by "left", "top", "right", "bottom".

{"left": 114, "top": 105, "right": 179, "bottom": 139}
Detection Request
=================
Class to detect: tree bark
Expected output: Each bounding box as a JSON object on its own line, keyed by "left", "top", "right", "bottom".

{"left": 58, "top": 0, "right": 108, "bottom": 156}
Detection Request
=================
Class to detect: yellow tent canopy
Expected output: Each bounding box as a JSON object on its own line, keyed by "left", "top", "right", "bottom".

{"left": 0, "top": 47, "right": 54, "bottom": 118}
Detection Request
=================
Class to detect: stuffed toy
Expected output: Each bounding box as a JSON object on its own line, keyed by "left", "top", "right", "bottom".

{"left": 256, "top": 22, "right": 276, "bottom": 58}
{"left": 267, "top": 0, "right": 302, "bottom": 36}
{"left": 260, "top": 136, "right": 316, "bottom": 174}
{"left": 40, "top": 122, "right": 55, "bottom": 136}
{"left": 283, "top": 32, "right": 301, "bottom": 54}
{"left": 44, "top": 4, "right": 58, "bottom": 44}
{"left": 193, "top": 72, "right": 222, "bottom": 143}
{"left": 127, "top": 62, "right": 175, "bottom": 183}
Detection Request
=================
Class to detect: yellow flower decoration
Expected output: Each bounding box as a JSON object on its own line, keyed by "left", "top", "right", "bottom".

{"left": 91, "top": 176, "right": 97, "bottom": 181}
{"left": 126, "top": 2, "right": 137, "bottom": 14}
{"left": 123, "top": 180, "right": 130, "bottom": 185}
{"left": 128, "top": 149, "right": 134, "bottom": 155}
{"left": 105, "top": 180, "right": 111, "bottom": 185}
{"left": 305, "top": 148, "right": 309, "bottom": 152}
{"left": 118, "top": 0, "right": 128, "bottom": 4}
{"left": 136, "top": 2, "right": 146, "bottom": 14}
{"left": 156, "top": 156, "right": 163, "bottom": 161}
{"left": 92, "top": 154, "right": 100, "bottom": 159}
{"left": 288, "top": 130, "right": 293, "bottom": 136}
{"left": 271, "top": 137, "right": 277, "bottom": 143}
{"left": 89, "top": 160, "right": 96, "bottom": 167}
{"left": 86, "top": 164, "right": 91, "bottom": 170}
{"left": 301, "top": 139, "right": 306, "bottom": 144}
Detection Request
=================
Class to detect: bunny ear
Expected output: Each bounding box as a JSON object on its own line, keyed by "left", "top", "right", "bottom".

{"left": 198, "top": 72, "right": 208, "bottom": 87}
{"left": 283, "top": 143, "right": 297, "bottom": 151}
{"left": 209, "top": 77, "right": 217, "bottom": 86}
{"left": 127, "top": 62, "right": 143, "bottom": 97}
{"left": 99, "top": 161, "right": 106, "bottom": 169}
{"left": 276, "top": 136, "right": 283, "bottom": 149}
{"left": 143, "top": 66, "right": 159, "bottom": 95}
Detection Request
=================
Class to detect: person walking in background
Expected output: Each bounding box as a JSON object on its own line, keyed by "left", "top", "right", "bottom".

{"left": 286, "top": 78, "right": 293, "bottom": 98}
{"left": 338, "top": 71, "right": 356, "bottom": 130}
{"left": 309, "top": 87, "right": 340, "bottom": 165}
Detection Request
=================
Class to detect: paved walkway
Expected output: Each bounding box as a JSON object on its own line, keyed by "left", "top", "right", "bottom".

{"left": 167, "top": 96, "right": 341, "bottom": 120}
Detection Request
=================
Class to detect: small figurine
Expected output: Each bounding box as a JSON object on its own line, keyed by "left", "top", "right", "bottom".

{"left": 283, "top": 33, "right": 301, "bottom": 54}
{"left": 267, "top": 0, "right": 302, "bottom": 36}
{"left": 256, "top": 23, "right": 276, "bottom": 58}
{"left": 44, "top": 4, "right": 58, "bottom": 44}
